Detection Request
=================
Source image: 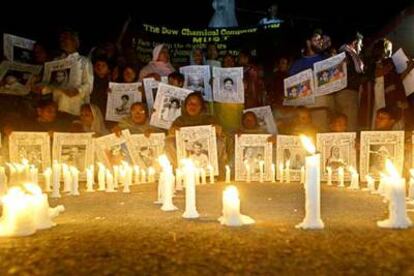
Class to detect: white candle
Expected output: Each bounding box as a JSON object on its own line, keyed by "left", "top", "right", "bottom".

{"left": 123, "top": 166, "right": 131, "bottom": 193}
{"left": 62, "top": 164, "right": 71, "bottom": 193}
{"left": 175, "top": 168, "right": 183, "bottom": 191}
{"left": 113, "top": 165, "right": 119, "bottom": 188}
{"left": 105, "top": 169, "right": 115, "bottom": 192}
{"left": 300, "top": 166, "right": 305, "bottom": 185}
{"left": 244, "top": 161, "right": 251, "bottom": 183}
{"left": 259, "top": 160, "right": 265, "bottom": 183}
{"left": 376, "top": 172, "right": 386, "bottom": 196}
{"left": 200, "top": 168, "right": 207, "bottom": 185}
{"left": 148, "top": 167, "right": 155, "bottom": 183}
{"left": 377, "top": 160, "right": 412, "bottom": 229}
{"left": 160, "top": 158, "right": 177, "bottom": 211}
{"left": 271, "top": 164, "right": 276, "bottom": 183}
{"left": 285, "top": 160, "right": 290, "bottom": 184}
{"left": 70, "top": 166, "right": 79, "bottom": 196}
{"left": 208, "top": 164, "right": 214, "bottom": 184}
{"left": 225, "top": 165, "right": 231, "bottom": 183}
{"left": 42, "top": 168, "right": 52, "bottom": 193}
{"left": 140, "top": 169, "right": 147, "bottom": 183}
{"left": 195, "top": 168, "right": 200, "bottom": 186}
{"left": 279, "top": 163, "right": 284, "bottom": 183}
{"left": 182, "top": 160, "right": 199, "bottom": 218}
{"left": 86, "top": 166, "right": 94, "bottom": 192}
{"left": 51, "top": 161, "right": 61, "bottom": 198}
{"left": 22, "top": 159, "right": 30, "bottom": 183}
{"left": 326, "top": 166, "right": 332, "bottom": 186}
{"left": 29, "top": 166, "right": 38, "bottom": 185}
{"left": 365, "top": 175, "right": 376, "bottom": 193}
{"left": 348, "top": 166, "right": 359, "bottom": 190}
{"left": 408, "top": 169, "right": 414, "bottom": 200}
{"left": 7, "top": 163, "right": 16, "bottom": 185}
{"left": 218, "top": 185, "right": 255, "bottom": 226}
{"left": 97, "top": 163, "right": 106, "bottom": 191}
{"left": 133, "top": 165, "right": 140, "bottom": 185}
{"left": 338, "top": 167, "right": 345, "bottom": 187}
{"left": 296, "top": 135, "right": 324, "bottom": 229}
{"left": 24, "top": 184, "right": 56, "bottom": 230}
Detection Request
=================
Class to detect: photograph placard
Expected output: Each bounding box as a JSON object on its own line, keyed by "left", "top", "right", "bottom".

{"left": 105, "top": 82, "right": 142, "bottom": 122}
{"left": 9, "top": 132, "right": 51, "bottom": 172}
{"left": 143, "top": 77, "right": 159, "bottom": 115}
{"left": 128, "top": 133, "right": 165, "bottom": 170}
{"left": 0, "top": 61, "right": 42, "bottom": 95}
{"left": 176, "top": 125, "right": 218, "bottom": 175}
{"left": 317, "top": 132, "right": 357, "bottom": 181}
{"left": 243, "top": 106, "right": 277, "bottom": 134}
{"left": 235, "top": 134, "right": 273, "bottom": 181}
{"left": 360, "top": 131, "right": 404, "bottom": 180}
{"left": 180, "top": 65, "right": 212, "bottom": 102}
{"left": 314, "top": 52, "right": 347, "bottom": 96}
{"left": 212, "top": 67, "right": 244, "bottom": 104}
{"left": 276, "top": 135, "right": 307, "bottom": 181}
{"left": 43, "top": 56, "right": 78, "bottom": 88}
{"left": 283, "top": 69, "right": 315, "bottom": 106}
{"left": 3, "top": 33, "right": 36, "bottom": 63}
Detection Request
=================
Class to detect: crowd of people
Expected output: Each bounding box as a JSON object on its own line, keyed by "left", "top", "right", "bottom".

{"left": 1, "top": 25, "right": 414, "bottom": 177}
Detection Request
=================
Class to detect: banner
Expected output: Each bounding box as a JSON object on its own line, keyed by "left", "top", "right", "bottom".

{"left": 134, "top": 23, "right": 281, "bottom": 66}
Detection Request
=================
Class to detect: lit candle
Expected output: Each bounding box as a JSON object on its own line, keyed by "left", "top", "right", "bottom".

{"left": 271, "top": 164, "right": 276, "bottom": 183}
{"left": 105, "top": 169, "right": 115, "bottom": 192}
{"left": 326, "top": 166, "right": 332, "bottom": 186}
{"left": 97, "top": 163, "right": 106, "bottom": 191}
{"left": 159, "top": 156, "right": 177, "bottom": 211}
{"left": 295, "top": 135, "right": 324, "bottom": 229}
{"left": 22, "top": 159, "right": 30, "bottom": 183}
{"left": 51, "top": 161, "right": 61, "bottom": 198}
{"left": 195, "top": 168, "right": 200, "bottom": 186}
{"left": 408, "top": 169, "right": 414, "bottom": 201}
{"left": 140, "top": 169, "right": 147, "bottom": 183}
{"left": 24, "top": 183, "right": 57, "bottom": 230}
{"left": 175, "top": 168, "right": 183, "bottom": 191}
{"left": 123, "top": 166, "right": 131, "bottom": 193}
{"left": 70, "top": 166, "right": 79, "bottom": 196}
{"left": 113, "top": 165, "right": 119, "bottom": 188}
{"left": 285, "top": 160, "right": 290, "bottom": 184}
{"left": 300, "top": 166, "right": 305, "bottom": 185}
{"left": 43, "top": 168, "right": 52, "bottom": 193}
{"left": 225, "top": 165, "right": 231, "bottom": 183}
{"left": 365, "top": 175, "right": 376, "bottom": 193}
{"left": 259, "top": 160, "right": 265, "bottom": 183}
{"left": 29, "top": 165, "right": 38, "bottom": 185}
{"left": 86, "top": 166, "right": 94, "bottom": 192}
{"left": 148, "top": 167, "right": 155, "bottom": 183}
{"left": 208, "top": 164, "right": 214, "bottom": 184}
{"left": 182, "top": 160, "right": 199, "bottom": 218}
{"left": 7, "top": 163, "right": 16, "bottom": 185}
{"left": 133, "top": 165, "right": 140, "bottom": 185}
{"left": 244, "top": 161, "right": 251, "bottom": 183}
{"left": 348, "top": 166, "right": 359, "bottom": 190}
{"left": 338, "top": 167, "right": 345, "bottom": 188}
{"left": 218, "top": 185, "right": 255, "bottom": 226}
{"left": 279, "top": 163, "right": 284, "bottom": 183}
{"left": 377, "top": 160, "right": 412, "bottom": 229}
{"left": 376, "top": 172, "right": 386, "bottom": 196}
{"left": 62, "top": 164, "right": 71, "bottom": 193}
{"left": 200, "top": 168, "right": 207, "bottom": 185}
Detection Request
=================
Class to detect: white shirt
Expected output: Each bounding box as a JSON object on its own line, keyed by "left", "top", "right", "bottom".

{"left": 53, "top": 52, "right": 93, "bottom": 115}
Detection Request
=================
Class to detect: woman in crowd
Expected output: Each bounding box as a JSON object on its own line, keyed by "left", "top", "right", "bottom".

{"left": 139, "top": 44, "right": 175, "bottom": 81}
{"left": 71, "top": 103, "right": 108, "bottom": 137}
{"left": 114, "top": 102, "right": 160, "bottom": 136}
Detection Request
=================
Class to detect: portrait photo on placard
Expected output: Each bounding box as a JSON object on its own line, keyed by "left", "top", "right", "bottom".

{"left": 212, "top": 67, "right": 244, "bottom": 104}
{"left": 0, "top": 61, "right": 41, "bottom": 95}
{"left": 276, "top": 135, "right": 307, "bottom": 181}
{"left": 128, "top": 133, "right": 165, "bottom": 171}
{"left": 60, "top": 145, "right": 87, "bottom": 171}
{"left": 95, "top": 130, "right": 136, "bottom": 168}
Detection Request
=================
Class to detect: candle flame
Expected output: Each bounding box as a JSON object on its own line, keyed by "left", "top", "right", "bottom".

{"left": 300, "top": 135, "right": 316, "bottom": 154}
{"left": 148, "top": 167, "right": 155, "bottom": 175}
{"left": 224, "top": 185, "right": 239, "bottom": 203}
{"left": 385, "top": 159, "right": 400, "bottom": 178}
{"left": 24, "top": 183, "right": 42, "bottom": 196}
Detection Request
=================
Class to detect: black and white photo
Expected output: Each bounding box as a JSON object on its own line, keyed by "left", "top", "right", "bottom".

{"left": 180, "top": 65, "right": 212, "bottom": 101}
{"left": 3, "top": 33, "right": 36, "bottom": 63}
{"left": 212, "top": 67, "right": 244, "bottom": 104}
{"left": 105, "top": 82, "right": 142, "bottom": 122}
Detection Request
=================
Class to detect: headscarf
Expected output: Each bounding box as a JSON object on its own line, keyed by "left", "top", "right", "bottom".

{"left": 148, "top": 44, "right": 175, "bottom": 76}
{"left": 82, "top": 104, "right": 108, "bottom": 136}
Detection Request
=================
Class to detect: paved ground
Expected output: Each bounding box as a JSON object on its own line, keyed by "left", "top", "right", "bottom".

{"left": 1, "top": 182, "right": 414, "bottom": 275}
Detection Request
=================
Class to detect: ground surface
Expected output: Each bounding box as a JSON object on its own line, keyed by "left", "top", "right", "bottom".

{"left": 1, "top": 182, "right": 414, "bottom": 275}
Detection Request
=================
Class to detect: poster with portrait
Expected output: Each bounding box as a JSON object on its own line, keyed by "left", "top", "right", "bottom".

{"left": 150, "top": 83, "right": 192, "bottom": 129}
{"left": 235, "top": 134, "right": 273, "bottom": 181}
{"left": 276, "top": 135, "right": 307, "bottom": 181}
{"left": 94, "top": 130, "right": 136, "bottom": 168}
{"left": 3, "top": 33, "right": 36, "bottom": 63}
{"left": 313, "top": 52, "right": 347, "bottom": 96}
{"left": 176, "top": 125, "right": 218, "bottom": 175}
{"left": 243, "top": 106, "right": 277, "bottom": 134}
{"left": 212, "top": 67, "right": 244, "bottom": 104}
{"left": 360, "top": 131, "right": 404, "bottom": 180}
{"left": 128, "top": 133, "right": 165, "bottom": 171}
{"left": 283, "top": 69, "right": 315, "bottom": 106}
{"left": 9, "top": 132, "right": 51, "bottom": 172}
{"left": 0, "top": 61, "right": 42, "bottom": 95}
{"left": 180, "top": 65, "right": 212, "bottom": 102}
{"left": 52, "top": 132, "right": 94, "bottom": 179}
{"left": 43, "top": 56, "right": 78, "bottom": 89}
{"left": 317, "top": 132, "right": 357, "bottom": 181}
{"left": 105, "top": 82, "right": 142, "bottom": 122}
{"left": 143, "top": 77, "right": 160, "bottom": 115}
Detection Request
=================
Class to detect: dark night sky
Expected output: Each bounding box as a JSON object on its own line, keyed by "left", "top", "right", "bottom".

{"left": 0, "top": 0, "right": 412, "bottom": 50}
